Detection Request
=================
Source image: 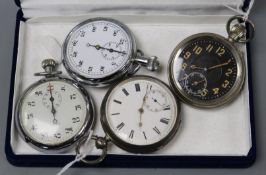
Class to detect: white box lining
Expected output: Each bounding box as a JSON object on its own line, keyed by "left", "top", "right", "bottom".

{"left": 10, "top": 14, "right": 252, "bottom": 156}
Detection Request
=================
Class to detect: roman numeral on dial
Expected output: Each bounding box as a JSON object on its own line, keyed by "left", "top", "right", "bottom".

{"left": 160, "top": 118, "right": 170, "bottom": 125}
{"left": 116, "top": 122, "right": 125, "bottom": 130}
{"left": 153, "top": 127, "right": 161, "bottom": 134}
{"left": 129, "top": 130, "right": 134, "bottom": 139}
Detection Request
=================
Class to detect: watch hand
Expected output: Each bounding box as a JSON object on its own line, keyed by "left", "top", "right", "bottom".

{"left": 87, "top": 43, "right": 127, "bottom": 55}
{"left": 138, "top": 85, "right": 149, "bottom": 127}
{"left": 48, "top": 84, "right": 57, "bottom": 124}
{"left": 207, "top": 59, "right": 232, "bottom": 70}
{"left": 152, "top": 98, "right": 163, "bottom": 106}
{"left": 191, "top": 79, "right": 205, "bottom": 86}
{"left": 190, "top": 65, "right": 207, "bottom": 71}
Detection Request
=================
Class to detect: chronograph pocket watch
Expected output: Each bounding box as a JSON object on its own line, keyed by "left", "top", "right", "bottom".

{"left": 76, "top": 75, "right": 181, "bottom": 164}
{"left": 168, "top": 15, "right": 255, "bottom": 108}
{"left": 15, "top": 59, "right": 95, "bottom": 152}
{"left": 62, "top": 17, "right": 160, "bottom": 87}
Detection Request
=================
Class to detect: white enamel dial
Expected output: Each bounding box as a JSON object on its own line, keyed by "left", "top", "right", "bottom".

{"left": 103, "top": 76, "right": 179, "bottom": 148}
{"left": 64, "top": 18, "right": 132, "bottom": 79}
{"left": 18, "top": 80, "right": 88, "bottom": 146}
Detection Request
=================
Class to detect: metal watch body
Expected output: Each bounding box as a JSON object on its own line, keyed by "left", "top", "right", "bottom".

{"left": 62, "top": 17, "right": 159, "bottom": 87}
{"left": 100, "top": 75, "right": 181, "bottom": 153}
{"left": 15, "top": 60, "right": 95, "bottom": 153}
{"left": 168, "top": 33, "right": 245, "bottom": 108}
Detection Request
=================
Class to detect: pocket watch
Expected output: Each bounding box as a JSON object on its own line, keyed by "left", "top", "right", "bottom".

{"left": 168, "top": 15, "right": 255, "bottom": 108}
{"left": 76, "top": 75, "right": 181, "bottom": 164}
{"left": 62, "top": 17, "right": 160, "bottom": 87}
{"left": 15, "top": 59, "right": 95, "bottom": 152}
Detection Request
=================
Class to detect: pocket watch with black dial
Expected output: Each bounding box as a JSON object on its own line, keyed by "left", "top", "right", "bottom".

{"left": 168, "top": 15, "right": 255, "bottom": 108}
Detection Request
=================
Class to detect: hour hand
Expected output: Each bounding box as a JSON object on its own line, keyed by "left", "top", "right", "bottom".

{"left": 190, "top": 65, "right": 207, "bottom": 71}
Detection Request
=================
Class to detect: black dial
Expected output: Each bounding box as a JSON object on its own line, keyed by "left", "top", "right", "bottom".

{"left": 176, "top": 37, "right": 238, "bottom": 101}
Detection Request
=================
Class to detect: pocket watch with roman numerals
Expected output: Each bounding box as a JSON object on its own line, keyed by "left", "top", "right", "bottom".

{"left": 15, "top": 59, "right": 95, "bottom": 152}
{"left": 76, "top": 75, "right": 181, "bottom": 164}
{"left": 62, "top": 17, "right": 160, "bottom": 87}
{"left": 168, "top": 15, "right": 255, "bottom": 108}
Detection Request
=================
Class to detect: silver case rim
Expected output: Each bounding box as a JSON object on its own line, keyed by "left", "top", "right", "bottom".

{"left": 62, "top": 17, "right": 138, "bottom": 87}
{"left": 15, "top": 76, "right": 95, "bottom": 153}
{"left": 100, "top": 75, "right": 181, "bottom": 154}
{"left": 168, "top": 33, "right": 246, "bottom": 108}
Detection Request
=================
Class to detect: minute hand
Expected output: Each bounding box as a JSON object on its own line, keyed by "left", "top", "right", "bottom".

{"left": 87, "top": 43, "right": 126, "bottom": 54}
{"left": 207, "top": 59, "right": 231, "bottom": 70}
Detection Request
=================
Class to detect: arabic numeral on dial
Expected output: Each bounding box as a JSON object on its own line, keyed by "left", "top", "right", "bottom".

{"left": 61, "top": 86, "right": 66, "bottom": 91}
{"left": 111, "top": 62, "right": 117, "bottom": 66}
{"left": 216, "top": 47, "right": 225, "bottom": 56}
{"left": 27, "top": 113, "right": 34, "bottom": 119}
{"left": 225, "top": 68, "right": 233, "bottom": 77}
{"left": 88, "top": 66, "right": 93, "bottom": 72}
{"left": 118, "top": 39, "right": 125, "bottom": 45}
{"left": 35, "top": 91, "right": 43, "bottom": 96}
{"left": 80, "top": 30, "right": 85, "bottom": 37}
{"left": 72, "top": 117, "right": 80, "bottom": 123}
{"left": 103, "top": 26, "right": 108, "bottom": 31}
{"left": 113, "top": 30, "right": 119, "bottom": 36}
{"left": 54, "top": 133, "right": 61, "bottom": 139}
{"left": 72, "top": 40, "right": 78, "bottom": 46}
{"left": 100, "top": 66, "right": 105, "bottom": 72}
{"left": 193, "top": 45, "right": 203, "bottom": 55}
{"left": 75, "top": 105, "right": 81, "bottom": 111}
{"left": 72, "top": 51, "right": 78, "bottom": 57}
{"left": 92, "top": 26, "right": 96, "bottom": 32}
{"left": 27, "top": 101, "right": 36, "bottom": 107}
{"left": 65, "top": 127, "right": 73, "bottom": 134}
{"left": 70, "top": 94, "right": 76, "bottom": 100}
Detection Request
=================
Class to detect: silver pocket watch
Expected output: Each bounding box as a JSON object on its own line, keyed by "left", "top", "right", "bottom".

{"left": 15, "top": 59, "right": 95, "bottom": 152}
{"left": 168, "top": 15, "right": 255, "bottom": 108}
{"left": 76, "top": 75, "right": 181, "bottom": 164}
{"left": 62, "top": 17, "right": 160, "bottom": 87}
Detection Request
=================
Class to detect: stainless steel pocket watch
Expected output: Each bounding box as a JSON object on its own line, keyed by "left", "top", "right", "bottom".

{"left": 62, "top": 17, "right": 160, "bottom": 87}
{"left": 15, "top": 59, "right": 95, "bottom": 152}
{"left": 76, "top": 75, "right": 181, "bottom": 164}
{"left": 168, "top": 15, "right": 255, "bottom": 108}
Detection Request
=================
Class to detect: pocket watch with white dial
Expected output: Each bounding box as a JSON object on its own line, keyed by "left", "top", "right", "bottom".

{"left": 76, "top": 75, "right": 181, "bottom": 164}
{"left": 168, "top": 15, "right": 255, "bottom": 108}
{"left": 62, "top": 17, "right": 160, "bottom": 87}
{"left": 15, "top": 59, "right": 95, "bottom": 152}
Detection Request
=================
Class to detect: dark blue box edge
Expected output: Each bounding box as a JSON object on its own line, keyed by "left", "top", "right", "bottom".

{"left": 5, "top": 1, "right": 256, "bottom": 167}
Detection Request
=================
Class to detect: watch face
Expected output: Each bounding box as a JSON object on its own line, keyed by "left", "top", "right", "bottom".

{"left": 63, "top": 18, "right": 133, "bottom": 79}
{"left": 169, "top": 33, "right": 245, "bottom": 107}
{"left": 101, "top": 76, "right": 180, "bottom": 153}
{"left": 17, "top": 79, "right": 91, "bottom": 148}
